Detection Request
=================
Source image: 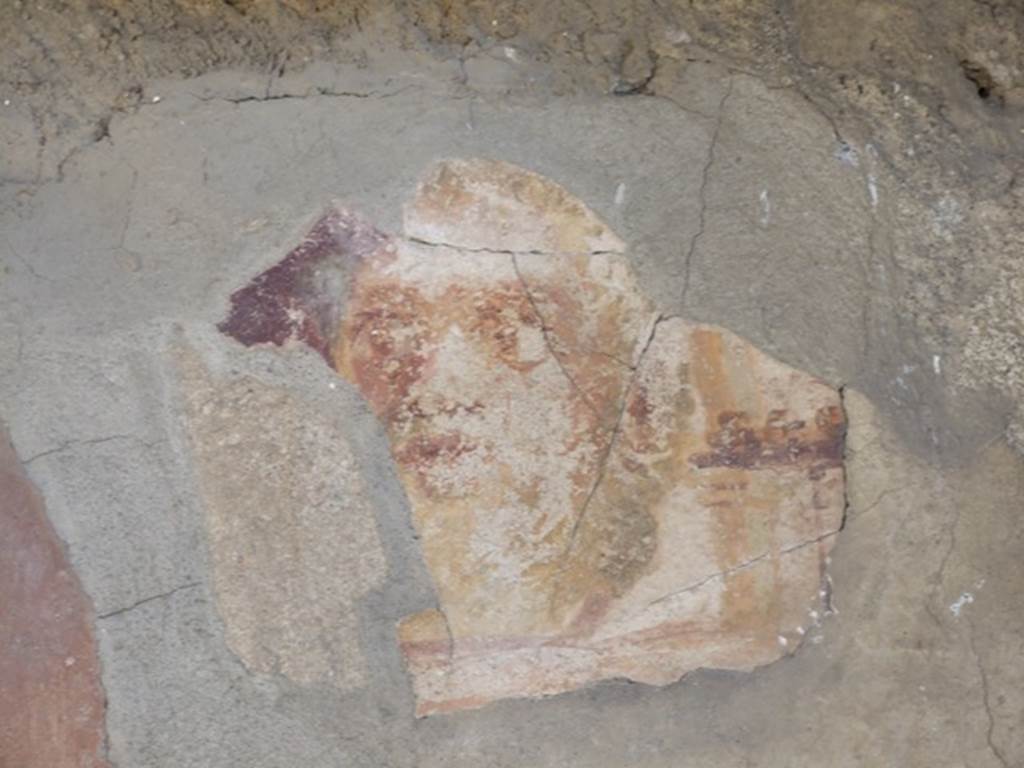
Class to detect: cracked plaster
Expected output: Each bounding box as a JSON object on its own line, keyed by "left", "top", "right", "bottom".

{"left": 217, "top": 158, "right": 846, "bottom": 716}
{"left": 1, "top": 11, "right": 1022, "bottom": 762}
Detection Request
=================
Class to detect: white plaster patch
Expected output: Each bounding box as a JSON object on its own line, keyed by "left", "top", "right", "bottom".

{"left": 949, "top": 592, "right": 974, "bottom": 617}
{"left": 614, "top": 182, "right": 626, "bottom": 206}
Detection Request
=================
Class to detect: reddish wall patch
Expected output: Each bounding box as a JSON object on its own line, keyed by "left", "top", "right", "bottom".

{"left": 0, "top": 425, "right": 110, "bottom": 768}
{"left": 218, "top": 209, "right": 390, "bottom": 365}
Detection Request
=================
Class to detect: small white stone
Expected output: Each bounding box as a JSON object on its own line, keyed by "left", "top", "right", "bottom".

{"left": 64, "top": 656, "right": 75, "bottom": 666}
{"left": 152, "top": 95, "right": 161, "bottom": 103}
{"left": 777, "top": 635, "right": 788, "bottom": 646}
{"left": 796, "top": 626, "right": 805, "bottom": 635}
{"left": 758, "top": 188, "right": 771, "bottom": 225}
{"left": 2, "top": 99, "right": 9, "bottom": 106}
{"left": 666, "top": 28, "right": 691, "bottom": 45}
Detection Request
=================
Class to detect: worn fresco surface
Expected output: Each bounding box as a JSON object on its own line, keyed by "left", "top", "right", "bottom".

{"left": 3, "top": 2, "right": 1022, "bottom": 763}
{"left": 219, "top": 159, "right": 846, "bottom": 715}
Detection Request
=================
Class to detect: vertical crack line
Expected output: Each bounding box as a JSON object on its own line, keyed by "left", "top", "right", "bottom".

{"left": 563, "top": 315, "right": 664, "bottom": 555}
{"left": 681, "top": 78, "right": 734, "bottom": 310}
{"left": 837, "top": 384, "right": 851, "bottom": 532}
{"left": 510, "top": 254, "right": 601, "bottom": 417}
{"left": 967, "top": 618, "right": 1010, "bottom": 768}
{"left": 818, "top": 382, "right": 853, "bottom": 616}
{"left": 438, "top": 606, "right": 455, "bottom": 666}
{"left": 933, "top": 488, "right": 961, "bottom": 596}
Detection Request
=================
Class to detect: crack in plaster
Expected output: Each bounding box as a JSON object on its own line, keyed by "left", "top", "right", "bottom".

{"left": 968, "top": 617, "right": 1011, "bottom": 768}
{"left": 190, "top": 85, "right": 419, "bottom": 106}
{"left": 681, "top": 78, "right": 733, "bottom": 310}
{"left": 96, "top": 582, "right": 201, "bottom": 621}
{"left": 23, "top": 434, "right": 165, "bottom": 465}
{"left": 24, "top": 435, "right": 135, "bottom": 464}
{"left": 563, "top": 314, "right": 665, "bottom": 553}
{"left": 646, "top": 529, "right": 842, "bottom": 608}
{"left": 510, "top": 253, "right": 604, "bottom": 418}
{"left": 406, "top": 235, "right": 622, "bottom": 258}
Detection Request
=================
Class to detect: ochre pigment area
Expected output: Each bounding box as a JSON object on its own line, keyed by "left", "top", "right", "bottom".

{"left": 0, "top": 425, "right": 110, "bottom": 766}
{"left": 219, "top": 159, "right": 846, "bottom": 716}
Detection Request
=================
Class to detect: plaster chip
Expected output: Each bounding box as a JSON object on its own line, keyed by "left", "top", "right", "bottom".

{"left": 0, "top": 424, "right": 110, "bottom": 766}
{"left": 219, "top": 158, "right": 846, "bottom": 715}
{"left": 176, "top": 345, "right": 386, "bottom": 689}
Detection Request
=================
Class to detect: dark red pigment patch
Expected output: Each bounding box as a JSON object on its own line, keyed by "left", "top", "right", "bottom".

{"left": 218, "top": 209, "right": 390, "bottom": 365}
{"left": 0, "top": 425, "right": 110, "bottom": 768}
{"left": 691, "top": 406, "right": 845, "bottom": 471}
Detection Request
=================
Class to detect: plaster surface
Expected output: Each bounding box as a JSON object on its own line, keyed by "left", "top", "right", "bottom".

{"left": 1, "top": 3, "right": 1022, "bottom": 765}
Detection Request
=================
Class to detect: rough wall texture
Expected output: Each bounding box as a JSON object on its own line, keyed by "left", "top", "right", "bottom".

{"left": 1, "top": 1, "right": 1022, "bottom": 766}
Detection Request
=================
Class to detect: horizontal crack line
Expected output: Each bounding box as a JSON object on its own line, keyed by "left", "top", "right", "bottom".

{"left": 189, "top": 84, "right": 418, "bottom": 105}
{"left": 646, "top": 530, "right": 841, "bottom": 608}
{"left": 24, "top": 434, "right": 136, "bottom": 465}
{"left": 97, "top": 582, "right": 201, "bottom": 620}
{"left": 405, "top": 235, "right": 623, "bottom": 258}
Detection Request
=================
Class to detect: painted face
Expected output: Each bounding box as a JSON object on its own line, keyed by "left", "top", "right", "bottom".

{"left": 219, "top": 158, "right": 845, "bottom": 716}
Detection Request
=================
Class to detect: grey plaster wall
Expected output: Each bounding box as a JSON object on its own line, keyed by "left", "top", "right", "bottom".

{"left": 1, "top": 19, "right": 1022, "bottom": 767}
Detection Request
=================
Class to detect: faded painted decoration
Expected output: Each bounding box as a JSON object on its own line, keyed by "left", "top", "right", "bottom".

{"left": 218, "top": 158, "right": 846, "bottom": 716}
